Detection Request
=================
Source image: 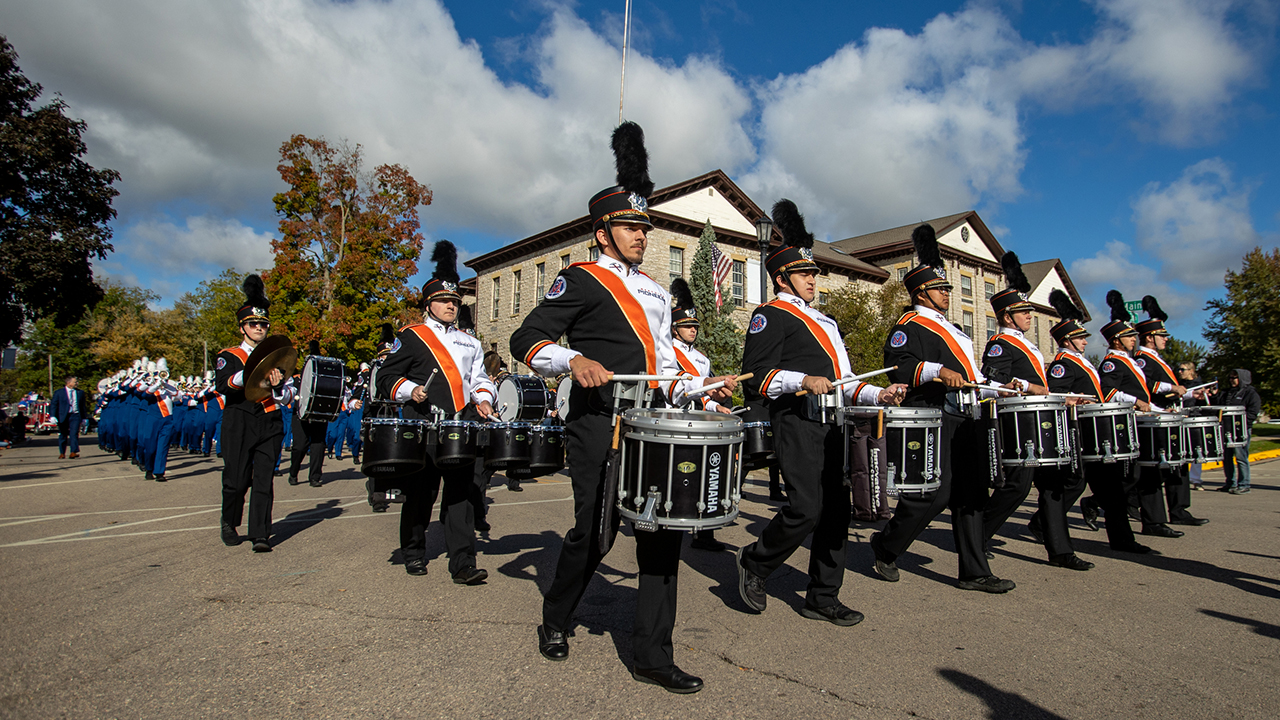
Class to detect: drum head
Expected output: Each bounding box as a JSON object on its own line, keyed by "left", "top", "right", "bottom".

{"left": 298, "top": 356, "right": 317, "bottom": 408}
{"left": 496, "top": 375, "right": 548, "bottom": 421}
{"left": 554, "top": 377, "right": 572, "bottom": 420}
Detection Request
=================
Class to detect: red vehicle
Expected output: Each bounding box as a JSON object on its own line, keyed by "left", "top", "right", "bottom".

{"left": 25, "top": 401, "right": 56, "bottom": 435}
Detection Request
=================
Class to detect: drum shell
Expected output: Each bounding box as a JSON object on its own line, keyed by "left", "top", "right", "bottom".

{"left": 742, "top": 421, "right": 774, "bottom": 459}
{"left": 507, "top": 424, "right": 566, "bottom": 480}
{"left": 996, "top": 397, "right": 1070, "bottom": 467}
{"left": 1182, "top": 416, "right": 1224, "bottom": 463}
{"left": 1074, "top": 402, "right": 1139, "bottom": 463}
{"left": 484, "top": 422, "right": 533, "bottom": 470}
{"left": 496, "top": 375, "right": 552, "bottom": 422}
{"left": 841, "top": 407, "right": 942, "bottom": 493}
{"left": 617, "top": 409, "right": 743, "bottom": 530}
{"left": 435, "top": 420, "right": 477, "bottom": 467}
{"left": 360, "top": 418, "right": 428, "bottom": 479}
{"left": 1189, "top": 405, "right": 1248, "bottom": 449}
{"left": 1136, "top": 413, "right": 1185, "bottom": 467}
{"left": 299, "top": 356, "right": 346, "bottom": 422}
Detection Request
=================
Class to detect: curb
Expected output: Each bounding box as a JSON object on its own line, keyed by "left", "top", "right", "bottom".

{"left": 1201, "top": 448, "right": 1280, "bottom": 470}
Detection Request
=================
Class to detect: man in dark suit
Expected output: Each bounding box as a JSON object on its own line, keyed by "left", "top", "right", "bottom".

{"left": 51, "top": 375, "right": 88, "bottom": 459}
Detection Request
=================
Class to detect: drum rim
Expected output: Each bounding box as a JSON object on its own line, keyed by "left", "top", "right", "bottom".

{"left": 995, "top": 396, "right": 1068, "bottom": 409}
{"left": 1075, "top": 401, "right": 1136, "bottom": 416}
{"left": 621, "top": 407, "right": 744, "bottom": 431}
{"left": 365, "top": 417, "right": 430, "bottom": 426}
{"left": 840, "top": 406, "right": 942, "bottom": 419}
{"left": 1136, "top": 413, "right": 1183, "bottom": 426}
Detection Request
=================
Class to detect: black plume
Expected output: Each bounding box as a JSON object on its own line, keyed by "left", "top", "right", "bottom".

{"left": 1001, "top": 251, "right": 1030, "bottom": 293}
{"left": 911, "top": 224, "right": 942, "bottom": 268}
{"left": 457, "top": 303, "right": 474, "bottom": 331}
{"left": 242, "top": 274, "right": 270, "bottom": 309}
{"left": 1106, "top": 289, "right": 1130, "bottom": 323}
{"left": 1049, "top": 289, "right": 1082, "bottom": 321}
{"left": 771, "top": 199, "right": 815, "bottom": 250}
{"left": 430, "top": 240, "right": 459, "bottom": 284}
{"left": 1141, "top": 295, "right": 1168, "bottom": 322}
{"left": 611, "top": 121, "right": 655, "bottom": 198}
{"left": 670, "top": 278, "right": 694, "bottom": 310}
{"left": 307, "top": 339, "right": 320, "bottom": 355}
{"left": 379, "top": 323, "right": 395, "bottom": 344}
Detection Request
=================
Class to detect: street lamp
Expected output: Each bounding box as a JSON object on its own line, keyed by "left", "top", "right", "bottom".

{"left": 754, "top": 216, "right": 773, "bottom": 305}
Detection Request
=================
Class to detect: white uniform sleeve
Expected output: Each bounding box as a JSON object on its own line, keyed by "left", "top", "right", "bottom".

{"left": 528, "top": 344, "right": 581, "bottom": 377}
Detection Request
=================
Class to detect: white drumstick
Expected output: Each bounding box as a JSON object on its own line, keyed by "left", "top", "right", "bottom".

{"left": 1187, "top": 381, "right": 1217, "bottom": 392}
{"left": 731, "top": 407, "right": 750, "bottom": 415}
{"left": 683, "top": 373, "right": 754, "bottom": 399}
{"left": 1045, "top": 392, "right": 1097, "bottom": 400}
{"left": 608, "top": 373, "right": 692, "bottom": 382}
{"left": 795, "top": 366, "right": 897, "bottom": 397}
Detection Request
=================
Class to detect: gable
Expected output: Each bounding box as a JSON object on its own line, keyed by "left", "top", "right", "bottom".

{"left": 651, "top": 186, "right": 757, "bottom": 236}
{"left": 1028, "top": 263, "right": 1071, "bottom": 307}
{"left": 937, "top": 222, "right": 998, "bottom": 264}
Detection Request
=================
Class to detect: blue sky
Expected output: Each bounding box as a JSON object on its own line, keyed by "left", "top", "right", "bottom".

{"left": 3, "top": 0, "right": 1277, "bottom": 343}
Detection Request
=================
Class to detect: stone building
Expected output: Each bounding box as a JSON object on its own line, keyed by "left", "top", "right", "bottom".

{"left": 464, "top": 173, "right": 1089, "bottom": 371}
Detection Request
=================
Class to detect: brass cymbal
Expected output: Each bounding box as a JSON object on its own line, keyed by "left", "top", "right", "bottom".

{"left": 245, "top": 335, "right": 298, "bottom": 401}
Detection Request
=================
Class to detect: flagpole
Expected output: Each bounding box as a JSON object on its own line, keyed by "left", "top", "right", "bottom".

{"left": 618, "top": 0, "right": 631, "bottom": 124}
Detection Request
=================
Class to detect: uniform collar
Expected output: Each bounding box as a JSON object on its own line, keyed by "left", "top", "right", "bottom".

{"left": 239, "top": 340, "right": 255, "bottom": 354}
{"left": 913, "top": 304, "right": 947, "bottom": 323}
{"left": 1139, "top": 345, "right": 1161, "bottom": 359}
{"left": 424, "top": 316, "right": 455, "bottom": 334}
{"left": 1059, "top": 347, "right": 1086, "bottom": 360}
{"left": 673, "top": 337, "right": 693, "bottom": 352}
{"left": 597, "top": 254, "right": 638, "bottom": 277}
{"left": 997, "top": 326, "right": 1025, "bottom": 339}
{"left": 777, "top": 292, "right": 808, "bottom": 309}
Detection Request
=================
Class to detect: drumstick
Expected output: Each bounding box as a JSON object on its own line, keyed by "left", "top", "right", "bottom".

{"left": 683, "top": 373, "right": 753, "bottom": 398}
{"left": 608, "top": 373, "right": 693, "bottom": 383}
{"left": 731, "top": 407, "right": 750, "bottom": 415}
{"left": 795, "top": 366, "right": 897, "bottom": 397}
{"left": 1187, "top": 381, "right": 1217, "bottom": 392}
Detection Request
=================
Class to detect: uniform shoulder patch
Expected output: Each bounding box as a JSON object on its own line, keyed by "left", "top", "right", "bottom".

{"left": 389, "top": 338, "right": 402, "bottom": 354}
{"left": 1136, "top": 358, "right": 1146, "bottom": 368}
{"left": 986, "top": 344, "right": 1003, "bottom": 357}
{"left": 216, "top": 357, "right": 227, "bottom": 370}
{"left": 748, "top": 314, "right": 767, "bottom": 334}
{"left": 1100, "top": 361, "right": 1115, "bottom": 373}
{"left": 1050, "top": 364, "right": 1066, "bottom": 378}
{"left": 890, "top": 330, "right": 908, "bottom": 348}
{"left": 546, "top": 275, "right": 567, "bottom": 300}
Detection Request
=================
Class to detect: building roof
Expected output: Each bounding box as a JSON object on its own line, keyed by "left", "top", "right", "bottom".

{"left": 830, "top": 210, "right": 1005, "bottom": 272}
{"left": 1021, "top": 259, "right": 1092, "bottom": 322}
{"left": 465, "top": 169, "right": 887, "bottom": 282}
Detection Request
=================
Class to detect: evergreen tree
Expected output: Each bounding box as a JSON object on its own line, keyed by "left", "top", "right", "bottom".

{"left": 825, "top": 280, "right": 909, "bottom": 374}
{"left": 687, "top": 221, "right": 743, "bottom": 378}
{"left": 1204, "top": 246, "right": 1280, "bottom": 413}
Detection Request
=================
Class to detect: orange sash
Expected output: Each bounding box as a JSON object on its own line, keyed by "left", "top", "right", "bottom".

{"left": 904, "top": 314, "right": 977, "bottom": 381}
{"left": 766, "top": 300, "right": 841, "bottom": 377}
{"left": 407, "top": 325, "right": 467, "bottom": 412}
{"left": 998, "top": 333, "right": 1048, "bottom": 385}
{"left": 577, "top": 264, "right": 658, "bottom": 387}
{"left": 1054, "top": 352, "right": 1103, "bottom": 400}
{"left": 1104, "top": 352, "right": 1151, "bottom": 402}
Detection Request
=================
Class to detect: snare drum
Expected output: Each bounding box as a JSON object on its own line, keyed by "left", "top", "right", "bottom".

{"left": 434, "top": 420, "right": 477, "bottom": 467}
{"left": 840, "top": 407, "right": 942, "bottom": 493}
{"left": 484, "top": 421, "right": 533, "bottom": 470}
{"left": 742, "top": 421, "right": 774, "bottom": 459}
{"left": 1190, "top": 405, "right": 1248, "bottom": 449}
{"left": 1074, "top": 402, "right": 1138, "bottom": 463}
{"left": 1136, "top": 413, "right": 1185, "bottom": 467}
{"left": 360, "top": 417, "right": 429, "bottom": 478}
{"left": 1182, "top": 415, "right": 1224, "bottom": 464}
{"left": 496, "top": 375, "right": 552, "bottom": 422}
{"left": 996, "top": 397, "right": 1070, "bottom": 467}
{"left": 297, "top": 356, "right": 346, "bottom": 422}
{"left": 507, "top": 423, "right": 566, "bottom": 480}
{"left": 617, "top": 409, "right": 743, "bottom": 531}
{"left": 553, "top": 376, "right": 572, "bottom": 419}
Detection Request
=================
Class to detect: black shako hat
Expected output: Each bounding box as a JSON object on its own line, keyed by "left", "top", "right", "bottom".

{"left": 1049, "top": 289, "right": 1089, "bottom": 344}
{"left": 903, "top": 224, "right": 952, "bottom": 295}
{"left": 589, "top": 121, "right": 655, "bottom": 231}
{"left": 421, "top": 240, "right": 461, "bottom": 308}
{"left": 1100, "top": 289, "right": 1139, "bottom": 344}
{"left": 765, "top": 199, "right": 819, "bottom": 280}
{"left": 1136, "top": 295, "right": 1171, "bottom": 337}
{"left": 376, "top": 323, "right": 396, "bottom": 357}
{"left": 991, "top": 251, "right": 1034, "bottom": 316}
{"left": 236, "top": 274, "right": 271, "bottom": 325}
{"left": 670, "top": 278, "right": 699, "bottom": 328}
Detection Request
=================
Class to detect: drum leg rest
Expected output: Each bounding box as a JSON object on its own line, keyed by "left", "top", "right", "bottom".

{"left": 632, "top": 492, "right": 661, "bottom": 533}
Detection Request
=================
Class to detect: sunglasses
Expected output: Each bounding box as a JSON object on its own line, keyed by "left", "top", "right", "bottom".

{"left": 245, "top": 321, "right": 270, "bottom": 329}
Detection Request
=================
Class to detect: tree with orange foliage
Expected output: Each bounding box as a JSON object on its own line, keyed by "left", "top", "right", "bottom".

{"left": 267, "top": 135, "right": 431, "bottom": 363}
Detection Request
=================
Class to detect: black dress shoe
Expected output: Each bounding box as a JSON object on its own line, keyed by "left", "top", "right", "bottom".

{"left": 452, "top": 566, "right": 488, "bottom": 585}
{"left": 475, "top": 518, "right": 491, "bottom": 533}
{"left": 957, "top": 575, "right": 1016, "bottom": 593}
{"left": 1142, "top": 524, "right": 1184, "bottom": 538}
{"left": 1216, "top": 484, "right": 1235, "bottom": 493}
{"left": 309, "top": 477, "right": 323, "bottom": 488}
{"left": 1081, "top": 504, "right": 1100, "bottom": 532}
{"left": 800, "top": 602, "right": 864, "bottom": 627}
{"left": 507, "top": 479, "right": 523, "bottom": 492}
{"left": 870, "top": 532, "right": 900, "bottom": 582}
{"left": 203, "top": 452, "right": 211, "bottom": 458}
{"left": 221, "top": 522, "right": 240, "bottom": 546}
{"left": 372, "top": 503, "right": 389, "bottom": 513}
{"left": 1048, "top": 554, "right": 1095, "bottom": 571}
{"left": 537, "top": 625, "right": 569, "bottom": 661}
{"left": 287, "top": 475, "right": 300, "bottom": 486}
{"left": 153, "top": 474, "right": 166, "bottom": 482}
{"left": 251, "top": 538, "right": 272, "bottom": 553}
{"left": 1111, "top": 541, "right": 1153, "bottom": 554}
{"left": 405, "top": 558, "right": 428, "bottom": 576}
{"left": 984, "top": 550, "right": 994, "bottom": 560}
{"left": 736, "top": 546, "right": 767, "bottom": 612}
{"left": 632, "top": 665, "right": 703, "bottom": 694}
{"left": 769, "top": 489, "right": 787, "bottom": 501}
{"left": 145, "top": 471, "right": 154, "bottom": 480}
{"left": 1170, "top": 516, "right": 1209, "bottom": 526}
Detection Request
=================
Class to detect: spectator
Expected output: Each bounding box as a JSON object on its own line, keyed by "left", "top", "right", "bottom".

{"left": 1218, "top": 369, "right": 1262, "bottom": 494}
{"left": 1177, "top": 363, "right": 1208, "bottom": 490}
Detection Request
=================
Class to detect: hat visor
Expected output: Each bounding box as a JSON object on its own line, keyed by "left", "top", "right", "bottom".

{"left": 596, "top": 210, "right": 653, "bottom": 228}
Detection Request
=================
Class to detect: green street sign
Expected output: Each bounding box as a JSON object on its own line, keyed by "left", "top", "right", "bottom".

{"left": 1125, "top": 300, "right": 1143, "bottom": 317}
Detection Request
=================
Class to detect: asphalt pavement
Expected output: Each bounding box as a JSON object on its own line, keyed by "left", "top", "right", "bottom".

{"left": 1, "top": 434, "right": 1277, "bottom": 719}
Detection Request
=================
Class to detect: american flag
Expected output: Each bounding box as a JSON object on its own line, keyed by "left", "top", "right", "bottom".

{"left": 711, "top": 245, "right": 732, "bottom": 310}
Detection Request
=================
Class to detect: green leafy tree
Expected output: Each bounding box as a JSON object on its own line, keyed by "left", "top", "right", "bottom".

{"left": 268, "top": 135, "right": 431, "bottom": 364}
{"left": 0, "top": 36, "right": 119, "bottom": 345}
{"left": 174, "top": 268, "right": 251, "bottom": 375}
{"left": 1162, "top": 337, "right": 1207, "bottom": 373}
{"left": 1203, "top": 246, "right": 1280, "bottom": 413}
{"left": 825, "top": 280, "right": 910, "bottom": 374}
{"left": 687, "top": 221, "right": 743, "bottom": 377}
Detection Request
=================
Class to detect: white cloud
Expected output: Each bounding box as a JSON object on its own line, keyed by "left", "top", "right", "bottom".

{"left": 1069, "top": 240, "right": 1204, "bottom": 338}
{"left": 123, "top": 215, "right": 276, "bottom": 275}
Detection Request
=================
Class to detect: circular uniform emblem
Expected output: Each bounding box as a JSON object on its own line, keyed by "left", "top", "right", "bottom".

{"left": 216, "top": 357, "right": 227, "bottom": 370}
{"left": 987, "top": 344, "right": 1003, "bottom": 357}
{"left": 1050, "top": 364, "right": 1066, "bottom": 378}
{"left": 1100, "top": 361, "right": 1115, "bottom": 373}
{"left": 1136, "top": 358, "right": 1146, "bottom": 368}
{"left": 890, "top": 330, "right": 908, "bottom": 348}
{"left": 749, "top": 314, "right": 767, "bottom": 334}
{"left": 546, "top": 276, "right": 567, "bottom": 300}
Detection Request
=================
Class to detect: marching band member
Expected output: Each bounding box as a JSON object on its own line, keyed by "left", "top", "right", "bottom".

{"left": 510, "top": 122, "right": 733, "bottom": 693}
{"left": 364, "top": 324, "right": 398, "bottom": 513}
{"left": 288, "top": 341, "right": 329, "bottom": 488}
{"left": 1134, "top": 296, "right": 1209, "bottom": 527}
{"left": 376, "top": 240, "right": 496, "bottom": 585}
{"left": 738, "top": 200, "right": 905, "bottom": 624}
{"left": 217, "top": 275, "right": 295, "bottom": 553}
{"left": 870, "top": 224, "right": 1018, "bottom": 593}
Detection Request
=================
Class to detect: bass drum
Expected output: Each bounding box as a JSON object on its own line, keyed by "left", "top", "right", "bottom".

{"left": 496, "top": 375, "right": 552, "bottom": 422}
{"left": 298, "top": 356, "right": 346, "bottom": 422}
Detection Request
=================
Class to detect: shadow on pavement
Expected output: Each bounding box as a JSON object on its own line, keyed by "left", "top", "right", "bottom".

{"left": 1200, "top": 609, "right": 1280, "bottom": 640}
{"left": 1070, "top": 535, "right": 1280, "bottom": 600}
{"left": 271, "top": 499, "right": 345, "bottom": 545}
{"left": 937, "top": 668, "right": 1069, "bottom": 719}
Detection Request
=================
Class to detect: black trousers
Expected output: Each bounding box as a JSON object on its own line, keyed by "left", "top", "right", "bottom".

{"left": 1029, "top": 466, "right": 1088, "bottom": 557}
{"left": 981, "top": 466, "right": 1034, "bottom": 546}
{"left": 1165, "top": 466, "right": 1193, "bottom": 521}
{"left": 741, "top": 414, "right": 850, "bottom": 607}
{"left": 541, "top": 412, "right": 683, "bottom": 672}
{"left": 471, "top": 457, "right": 492, "bottom": 522}
{"left": 878, "top": 412, "right": 992, "bottom": 581}
{"left": 1086, "top": 461, "right": 1139, "bottom": 548}
{"left": 220, "top": 408, "right": 284, "bottom": 540}
{"left": 399, "top": 452, "right": 477, "bottom": 574}
{"left": 1132, "top": 466, "right": 1171, "bottom": 526}
{"left": 289, "top": 415, "right": 327, "bottom": 482}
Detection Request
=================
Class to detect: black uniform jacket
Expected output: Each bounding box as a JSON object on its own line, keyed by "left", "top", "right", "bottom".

{"left": 1098, "top": 351, "right": 1151, "bottom": 404}
{"left": 741, "top": 298, "right": 847, "bottom": 418}
{"left": 377, "top": 324, "right": 471, "bottom": 421}
{"left": 215, "top": 344, "right": 281, "bottom": 417}
{"left": 884, "top": 310, "right": 980, "bottom": 408}
{"left": 1135, "top": 348, "right": 1181, "bottom": 407}
{"left": 981, "top": 331, "right": 1047, "bottom": 388}
{"left": 1047, "top": 350, "right": 1104, "bottom": 400}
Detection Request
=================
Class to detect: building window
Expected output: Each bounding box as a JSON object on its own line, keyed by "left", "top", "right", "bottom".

{"left": 589, "top": 244, "right": 600, "bottom": 262}
{"left": 490, "top": 277, "right": 500, "bottom": 321}
{"left": 962, "top": 310, "right": 974, "bottom": 337}
{"left": 985, "top": 281, "right": 995, "bottom": 300}
{"left": 986, "top": 315, "right": 997, "bottom": 341}
{"left": 732, "top": 260, "right": 745, "bottom": 307}
{"left": 536, "top": 263, "right": 546, "bottom": 305}
{"left": 512, "top": 269, "right": 522, "bottom": 315}
{"left": 1034, "top": 318, "right": 1042, "bottom": 346}
{"left": 669, "top": 246, "right": 684, "bottom": 282}
{"left": 961, "top": 275, "right": 973, "bottom": 298}
{"left": 897, "top": 266, "right": 908, "bottom": 281}
{"left": 560, "top": 254, "right": 570, "bottom": 270}
{"left": 817, "top": 291, "right": 829, "bottom": 306}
